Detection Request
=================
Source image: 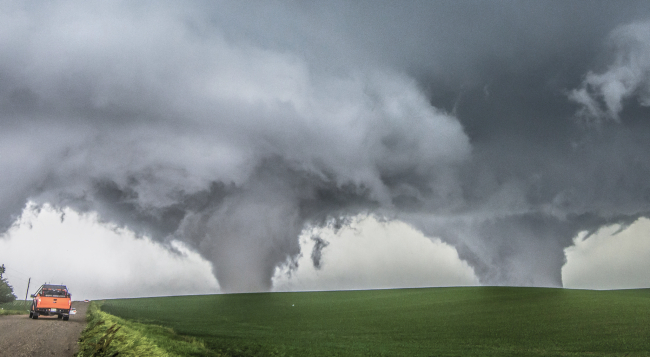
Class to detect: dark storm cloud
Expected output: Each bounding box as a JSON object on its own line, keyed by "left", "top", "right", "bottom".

{"left": 3, "top": 0, "right": 650, "bottom": 290}
{"left": 310, "top": 235, "right": 329, "bottom": 270}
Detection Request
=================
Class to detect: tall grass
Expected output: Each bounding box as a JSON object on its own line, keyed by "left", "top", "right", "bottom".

{"left": 76, "top": 302, "right": 218, "bottom": 357}
{"left": 100, "top": 287, "right": 650, "bottom": 356}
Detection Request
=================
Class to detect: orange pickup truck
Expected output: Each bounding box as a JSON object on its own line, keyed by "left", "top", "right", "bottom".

{"left": 29, "top": 284, "right": 73, "bottom": 320}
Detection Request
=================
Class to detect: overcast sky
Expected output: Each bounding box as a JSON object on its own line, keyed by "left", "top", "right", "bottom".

{"left": 2, "top": 0, "right": 650, "bottom": 297}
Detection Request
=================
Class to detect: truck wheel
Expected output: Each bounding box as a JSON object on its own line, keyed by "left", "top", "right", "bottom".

{"left": 32, "top": 312, "right": 39, "bottom": 319}
{"left": 63, "top": 315, "right": 69, "bottom": 321}
{"left": 58, "top": 314, "right": 63, "bottom": 319}
{"left": 29, "top": 311, "right": 33, "bottom": 318}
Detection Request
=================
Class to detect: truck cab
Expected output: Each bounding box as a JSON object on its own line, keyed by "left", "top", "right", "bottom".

{"left": 29, "top": 284, "right": 72, "bottom": 320}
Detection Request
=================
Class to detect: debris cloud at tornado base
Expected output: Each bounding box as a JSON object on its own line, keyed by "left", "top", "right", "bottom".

{"left": 3, "top": 1, "right": 650, "bottom": 292}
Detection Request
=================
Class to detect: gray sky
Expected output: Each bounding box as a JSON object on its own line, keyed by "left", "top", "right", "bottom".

{"left": 2, "top": 0, "right": 650, "bottom": 294}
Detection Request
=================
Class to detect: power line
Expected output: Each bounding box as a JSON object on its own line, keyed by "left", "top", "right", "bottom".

{"left": 4, "top": 267, "right": 31, "bottom": 279}
{"left": 3, "top": 266, "right": 45, "bottom": 284}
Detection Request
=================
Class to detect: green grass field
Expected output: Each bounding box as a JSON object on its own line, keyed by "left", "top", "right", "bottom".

{"left": 99, "top": 287, "right": 650, "bottom": 356}
{"left": 0, "top": 300, "right": 28, "bottom": 315}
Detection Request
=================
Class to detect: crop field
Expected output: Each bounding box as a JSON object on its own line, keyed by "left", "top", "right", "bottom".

{"left": 0, "top": 300, "right": 28, "bottom": 315}
{"left": 100, "top": 287, "right": 650, "bottom": 356}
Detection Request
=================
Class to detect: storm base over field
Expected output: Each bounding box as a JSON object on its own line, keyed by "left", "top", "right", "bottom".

{"left": 3, "top": 1, "right": 650, "bottom": 294}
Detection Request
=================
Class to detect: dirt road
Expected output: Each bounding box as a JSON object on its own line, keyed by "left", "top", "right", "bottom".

{"left": 0, "top": 301, "right": 88, "bottom": 357}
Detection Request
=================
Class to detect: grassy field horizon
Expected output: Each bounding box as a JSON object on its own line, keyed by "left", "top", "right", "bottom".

{"left": 99, "top": 286, "right": 650, "bottom": 356}
{"left": 0, "top": 300, "right": 29, "bottom": 315}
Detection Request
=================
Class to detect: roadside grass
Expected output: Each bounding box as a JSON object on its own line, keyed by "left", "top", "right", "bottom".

{"left": 98, "top": 287, "right": 650, "bottom": 356}
{"left": 0, "top": 300, "right": 29, "bottom": 315}
{"left": 75, "top": 302, "right": 220, "bottom": 357}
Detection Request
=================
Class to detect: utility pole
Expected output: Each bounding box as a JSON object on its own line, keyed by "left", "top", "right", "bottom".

{"left": 24, "top": 278, "right": 31, "bottom": 303}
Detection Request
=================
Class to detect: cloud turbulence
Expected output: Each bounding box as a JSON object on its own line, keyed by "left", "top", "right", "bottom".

{"left": 3, "top": 1, "right": 650, "bottom": 292}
